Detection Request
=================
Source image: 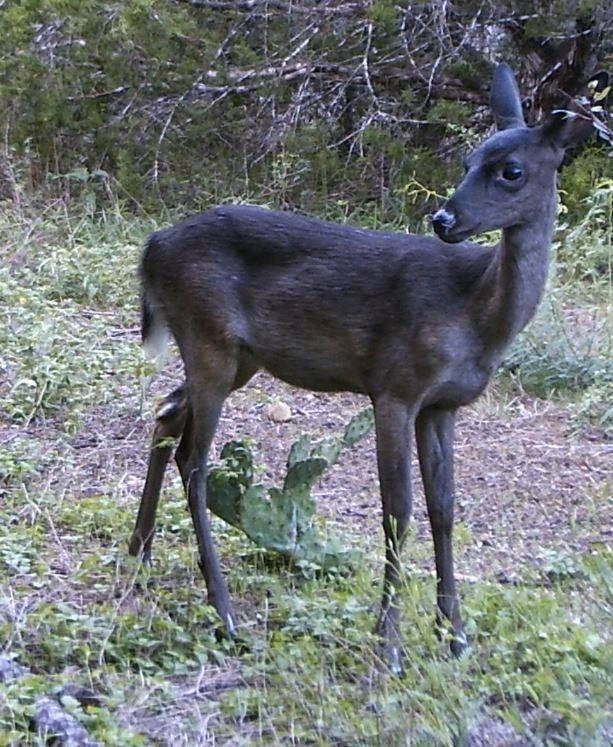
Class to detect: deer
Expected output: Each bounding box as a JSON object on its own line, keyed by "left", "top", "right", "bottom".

{"left": 128, "top": 64, "right": 602, "bottom": 673}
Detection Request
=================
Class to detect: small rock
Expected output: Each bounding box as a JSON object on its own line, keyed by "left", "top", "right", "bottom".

{"left": 467, "top": 713, "right": 526, "bottom": 746}
{"left": 0, "top": 654, "right": 29, "bottom": 683}
{"left": 267, "top": 401, "right": 292, "bottom": 423}
{"left": 57, "top": 684, "right": 104, "bottom": 708}
{"left": 35, "top": 696, "right": 101, "bottom": 746}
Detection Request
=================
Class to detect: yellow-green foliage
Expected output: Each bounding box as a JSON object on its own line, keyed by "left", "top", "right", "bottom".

{"left": 559, "top": 146, "right": 613, "bottom": 223}
{"left": 557, "top": 177, "right": 612, "bottom": 282}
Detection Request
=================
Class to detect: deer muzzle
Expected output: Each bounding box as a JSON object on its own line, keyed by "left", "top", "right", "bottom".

{"left": 431, "top": 208, "right": 461, "bottom": 242}
{"left": 432, "top": 207, "right": 479, "bottom": 244}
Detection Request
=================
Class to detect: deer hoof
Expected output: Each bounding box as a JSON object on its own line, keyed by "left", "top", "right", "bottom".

{"left": 127, "top": 535, "right": 141, "bottom": 557}
{"left": 449, "top": 631, "right": 470, "bottom": 658}
{"left": 384, "top": 644, "right": 405, "bottom": 678}
{"left": 214, "top": 614, "right": 239, "bottom": 645}
{"left": 375, "top": 618, "right": 405, "bottom": 676}
{"left": 224, "top": 612, "right": 237, "bottom": 637}
{"left": 434, "top": 610, "right": 469, "bottom": 657}
{"left": 128, "top": 534, "right": 153, "bottom": 564}
{"left": 213, "top": 609, "right": 238, "bottom": 640}
{"left": 374, "top": 636, "right": 405, "bottom": 677}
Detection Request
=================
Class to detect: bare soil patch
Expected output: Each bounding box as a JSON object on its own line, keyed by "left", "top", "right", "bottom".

{"left": 36, "top": 370, "right": 611, "bottom": 585}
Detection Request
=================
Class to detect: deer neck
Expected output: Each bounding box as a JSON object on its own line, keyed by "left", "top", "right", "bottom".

{"left": 477, "top": 208, "right": 555, "bottom": 351}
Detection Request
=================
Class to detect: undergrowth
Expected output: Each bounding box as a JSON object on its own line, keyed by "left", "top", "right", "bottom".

{"left": 1, "top": 484, "right": 611, "bottom": 744}
{"left": 500, "top": 180, "right": 612, "bottom": 432}
{"left": 0, "top": 204, "right": 151, "bottom": 430}
{"left": 0, "top": 200, "right": 611, "bottom": 743}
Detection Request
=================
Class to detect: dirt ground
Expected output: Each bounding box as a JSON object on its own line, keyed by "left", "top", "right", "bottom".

{"left": 61, "top": 369, "right": 611, "bottom": 584}
{"left": 3, "top": 368, "right": 610, "bottom": 745}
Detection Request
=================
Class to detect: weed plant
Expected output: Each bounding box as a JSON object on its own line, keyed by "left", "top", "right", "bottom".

{"left": 0, "top": 483, "right": 610, "bottom": 744}
{"left": 0, "top": 205, "right": 151, "bottom": 429}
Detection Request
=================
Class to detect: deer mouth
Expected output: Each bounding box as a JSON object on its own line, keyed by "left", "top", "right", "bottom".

{"left": 434, "top": 223, "right": 480, "bottom": 244}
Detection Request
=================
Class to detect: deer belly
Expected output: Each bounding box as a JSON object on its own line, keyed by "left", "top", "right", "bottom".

{"left": 257, "top": 347, "right": 367, "bottom": 394}
{"left": 263, "top": 360, "right": 365, "bottom": 393}
{"left": 251, "top": 327, "right": 370, "bottom": 394}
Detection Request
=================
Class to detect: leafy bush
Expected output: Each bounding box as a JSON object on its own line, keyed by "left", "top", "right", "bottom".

{"left": 501, "top": 285, "right": 611, "bottom": 431}
{"left": 501, "top": 180, "right": 612, "bottom": 430}
{"left": 556, "top": 178, "right": 612, "bottom": 283}
{"left": 1, "top": 1, "right": 607, "bottom": 215}
{"left": 503, "top": 301, "right": 610, "bottom": 396}
{"left": 559, "top": 147, "right": 612, "bottom": 225}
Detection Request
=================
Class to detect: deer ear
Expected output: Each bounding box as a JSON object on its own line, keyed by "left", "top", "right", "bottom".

{"left": 490, "top": 64, "right": 525, "bottom": 130}
{"left": 542, "top": 71, "right": 610, "bottom": 149}
{"left": 542, "top": 110, "right": 594, "bottom": 149}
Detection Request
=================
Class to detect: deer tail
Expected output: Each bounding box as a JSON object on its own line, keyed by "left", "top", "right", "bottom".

{"left": 140, "top": 238, "right": 171, "bottom": 361}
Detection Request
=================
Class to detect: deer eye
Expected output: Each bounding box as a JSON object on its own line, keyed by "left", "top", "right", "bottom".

{"left": 501, "top": 162, "right": 523, "bottom": 181}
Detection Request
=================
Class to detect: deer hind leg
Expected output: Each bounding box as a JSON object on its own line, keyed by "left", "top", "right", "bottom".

{"left": 180, "top": 344, "right": 242, "bottom": 635}
{"left": 129, "top": 384, "right": 188, "bottom": 562}
{"left": 415, "top": 406, "right": 467, "bottom": 656}
{"left": 372, "top": 394, "right": 415, "bottom": 675}
{"left": 131, "top": 354, "right": 259, "bottom": 562}
{"left": 174, "top": 357, "right": 258, "bottom": 487}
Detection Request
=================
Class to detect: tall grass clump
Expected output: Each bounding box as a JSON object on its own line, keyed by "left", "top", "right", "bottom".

{"left": 500, "top": 179, "right": 612, "bottom": 431}
{"left": 557, "top": 178, "right": 612, "bottom": 285}
{"left": 0, "top": 201, "right": 152, "bottom": 429}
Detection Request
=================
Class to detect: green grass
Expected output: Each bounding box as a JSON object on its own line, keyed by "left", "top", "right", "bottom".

{"left": 501, "top": 286, "right": 612, "bottom": 430}
{"left": 0, "top": 202, "right": 611, "bottom": 744}
{"left": 1, "top": 483, "right": 611, "bottom": 744}
{"left": 0, "top": 205, "right": 151, "bottom": 430}
{"left": 499, "top": 182, "right": 612, "bottom": 433}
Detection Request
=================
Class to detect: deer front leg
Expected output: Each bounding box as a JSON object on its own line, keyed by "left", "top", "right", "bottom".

{"left": 415, "top": 406, "right": 467, "bottom": 656}
{"left": 373, "top": 395, "right": 415, "bottom": 675}
{"left": 129, "top": 385, "right": 188, "bottom": 562}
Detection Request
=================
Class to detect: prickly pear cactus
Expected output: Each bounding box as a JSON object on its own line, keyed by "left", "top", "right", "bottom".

{"left": 287, "top": 434, "right": 312, "bottom": 468}
{"left": 205, "top": 408, "right": 374, "bottom": 570}
{"left": 311, "top": 437, "right": 343, "bottom": 465}
{"left": 342, "top": 408, "right": 375, "bottom": 447}
{"left": 206, "top": 440, "right": 254, "bottom": 527}
{"left": 283, "top": 457, "right": 328, "bottom": 492}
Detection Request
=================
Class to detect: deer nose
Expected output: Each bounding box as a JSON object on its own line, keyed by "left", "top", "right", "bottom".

{"left": 431, "top": 208, "right": 457, "bottom": 232}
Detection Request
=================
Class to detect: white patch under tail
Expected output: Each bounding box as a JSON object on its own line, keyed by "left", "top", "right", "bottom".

{"left": 144, "top": 321, "right": 171, "bottom": 361}
{"left": 142, "top": 296, "right": 171, "bottom": 362}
